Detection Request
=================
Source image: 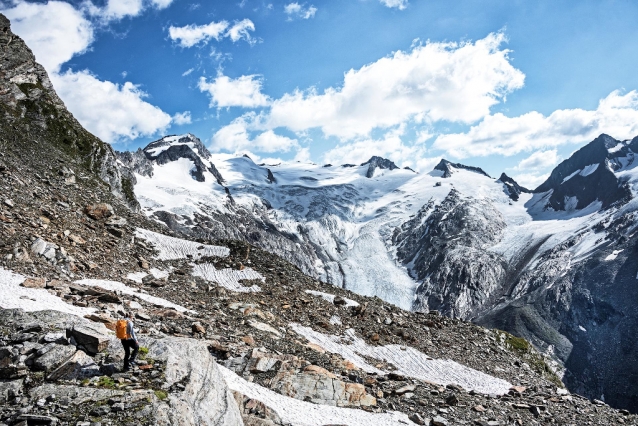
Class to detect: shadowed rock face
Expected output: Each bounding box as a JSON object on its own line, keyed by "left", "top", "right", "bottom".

{"left": 534, "top": 134, "right": 632, "bottom": 210}
{"left": 498, "top": 173, "right": 531, "bottom": 201}
{"left": 393, "top": 190, "right": 507, "bottom": 318}
{"left": 433, "top": 159, "right": 491, "bottom": 178}
{"left": 360, "top": 156, "right": 399, "bottom": 178}
{"left": 0, "top": 14, "right": 137, "bottom": 209}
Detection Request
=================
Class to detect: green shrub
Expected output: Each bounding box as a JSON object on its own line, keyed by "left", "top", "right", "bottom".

{"left": 154, "top": 390, "right": 168, "bottom": 400}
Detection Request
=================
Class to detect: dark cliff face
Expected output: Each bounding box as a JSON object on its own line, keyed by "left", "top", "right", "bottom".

{"left": 534, "top": 134, "right": 632, "bottom": 210}
{"left": 433, "top": 159, "right": 491, "bottom": 178}
{"left": 360, "top": 156, "right": 399, "bottom": 178}
{"left": 498, "top": 173, "right": 531, "bottom": 201}
{"left": 0, "top": 13, "right": 137, "bottom": 209}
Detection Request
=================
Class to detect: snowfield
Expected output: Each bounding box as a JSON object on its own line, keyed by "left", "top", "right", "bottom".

{"left": 220, "top": 365, "right": 413, "bottom": 426}
{"left": 292, "top": 324, "right": 513, "bottom": 395}
{"left": 135, "top": 228, "right": 229, "bottom": 260}
{"left": 305, "top": 290, "right": 359, "bottom": 307}
{"left": 192, "top": 263, "right": 264, "bottom": 293}
{"left": 75, "top": 278, "right": 194, "bottom": 313}
{"left": 0, "top": 268, "right": 94, "bottom": 316}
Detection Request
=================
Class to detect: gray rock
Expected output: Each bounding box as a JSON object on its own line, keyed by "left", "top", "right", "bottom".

{"left": 48, "top": 350, "right": 101, "bottom": 380}
{"left": 0, "top": 379, "right": 23, "bottom": 403}
{"left": 32, "top": 345, "right": 75, "bottom": 372}
{"left": 66, "top": 325, "right": 109, "bottom": 354}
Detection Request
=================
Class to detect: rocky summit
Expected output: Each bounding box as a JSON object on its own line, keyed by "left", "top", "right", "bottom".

{"left": 0, "top": 11, "right": 638, "bottom": 426}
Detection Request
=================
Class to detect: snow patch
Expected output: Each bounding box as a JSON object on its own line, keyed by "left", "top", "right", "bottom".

{"left": 291, "top": 324, "right": 512, "bottom": 395}
{"left": 580, "top": 163, "right": 599, "bottom": 177}
{"left": 305, "top": 290, "right": 359, "bottom": 307}
{"left": 135, "top": 228, "right": 229, "bottom": 260}
{"left": 579, "top": 325, "right": 587, "bottom": 332}
{"left": 220, "top": 365, "right": 412, "bottom": 426}
{"left": 126, "top": 268, "right": 169, "bottom": 284}
{"left": 562, "top": 169, "right": 581, "bottom": 184}
{"left": 74, "top": 279, "right": 193, "bottom": 313}
{"left": 605, "top": 249, "right": 624, "bottom": 261}
{"left": 192, "top": 263, "right": 263, "bottom": 293}
{"left": 0, "top": 268, "right": 94, "bottom": 317}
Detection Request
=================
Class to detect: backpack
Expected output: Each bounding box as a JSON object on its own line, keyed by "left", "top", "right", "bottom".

{"left": 116, "top": 319, "right": 130, "bottom": 339}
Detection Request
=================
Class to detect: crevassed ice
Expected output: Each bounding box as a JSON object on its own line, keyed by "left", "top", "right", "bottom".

{"left": 219, "top": 365, "right": 412, "bottom": 426}
{"left": 75, "top": 279, "right": 193, "bottom": 313}
{"left": 135, "top": 228, "right": 229, "bottom": 260}
{"left": 0, "top": 267, "right": 94, "bottom": 317}
{"left": 291, "top": 324, "right": 512, "bottom": 395}
{"left": 192, "top": 263, "right": 263, "bottom": 293}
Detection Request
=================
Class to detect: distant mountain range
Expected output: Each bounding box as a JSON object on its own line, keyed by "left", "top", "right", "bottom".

{"left": 117, "top": 131, "right": 638, "bottom": 409}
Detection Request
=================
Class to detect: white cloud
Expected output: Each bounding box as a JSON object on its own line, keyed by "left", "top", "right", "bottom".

{"left": 284, "top": 2, "right": 317, "bottom": 20}
{"left": 168, "top": 19, "right": 255, "bottom": 47}
{"left": 2, "top": 0, "right": 94, "bottom": 72}
{"left": 172, "top": 111, "right": 192, "bottom": 125}
{"left": 433, "top": 90, "right": 638, "bottom": 158}
{"left": 198, "top": 74, "right": 270, "bottom": 108}
{"left": 515, "top": 150, "right": 559, "bottom": 171}
{"left": 226, "top": 19, "right": 256, "bottom": 43}
{"left": 259, "top": 33, "right": 523, "bottom": 140}
{"left": 83, "top": 0, "right": 174, "bottom": 22}
{"left": 182, "top": 68, "right": 195, "bottom": 76}
{"left": 168, "top": 21, "right": 229, "bottom": 47}
{"left": 51, "top": 70, "right": 172, "bottom": 142}
{"left": 212, "top": 115, "right": 298, "bottom": 153}
{"left": 322, "top": 126, "right": 433, "bottom": 171}
{"left": 379, "top": 0, "right": 408, "bottom": 10}
{"left": 511, "top": 173, "right": 549, "bottom": 190}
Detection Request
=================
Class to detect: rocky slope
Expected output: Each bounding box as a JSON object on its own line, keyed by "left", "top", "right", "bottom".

{"left": 1, "top": 11, "right": 637, "bottom": 425}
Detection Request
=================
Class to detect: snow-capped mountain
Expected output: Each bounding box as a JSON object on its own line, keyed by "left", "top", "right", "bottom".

{"left": 118, "top": 132, "right": 638, "bottom": 408}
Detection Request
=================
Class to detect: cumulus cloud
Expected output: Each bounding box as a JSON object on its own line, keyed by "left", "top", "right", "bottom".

{"left": 379, "top": 0, "right": 408, "bottom": 10}
{"left": 212, "top": 115, "right": 298, "bottom": 153}
{"left": 284, "top": 2, "right": 317, "bottom": 20}
{"left": 511, "top": 173, "right": 550, "bottom": 190}
{"left": 51, "top": 70, "right": 172, "bottom": 142}
{"left": 259, "top": 33, "right": 523, "bottom": 140}
{"left": 198, "top": 74, "right": 269, "bottom": 108}
{"left": 226, "top": 19, "right": 256, "bottom": 43}
{"left": 515, "top": 150, "right": 559, "bottom": 171}
{"left": 2, "top": 1, "right": 94, "bottom": 72}
{"left": 172, "top": 111, "right": 192, "bottom": 125}
{"left": 433, "top": 90, "right": 638, "bottom": 158}
{"left": 1, "top": 0, "right": 182, "bottom": 143}
{"left": 168, "top": 19, "right": 255, "bottom": 47}
{"left": 83, "top": 0, "right": 174, "bottom": 22}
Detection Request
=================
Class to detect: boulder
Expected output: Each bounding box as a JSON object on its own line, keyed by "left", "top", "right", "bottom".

{"left": 0, "top": 379, "right": 23, "bottom": 403}
{"left": 270, "top": 365, "right": 376, "bottom": 407}
{"left": 147, "top": 337, "right": 243, "bottom": 425}
{"left": 21, "top": 277, "right": 46, "bottom": 288}
{"left": 66, "top": 325, "right": 110, "bottom": 354}
{"left": 32, "top": 345, "right": 76, "bottom": 372}
{"left": 48, "top": 350, "right": 101, "bottom": 380}
{"left": 84, "top": 203, "right": 114, "bottom": 220}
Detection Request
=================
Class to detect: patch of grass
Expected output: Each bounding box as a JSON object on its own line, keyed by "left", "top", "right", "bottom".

{"left": 154, "top": 390, "right": 168, "bottom": 400}
{"left": 139, "top": 346, "right": 149, "bottom": 360}
{"left": 96, "top": 376, "right": 116, "bottom": 389}
{"left": 506, "top": 335, "right": 530, "bottom": 352}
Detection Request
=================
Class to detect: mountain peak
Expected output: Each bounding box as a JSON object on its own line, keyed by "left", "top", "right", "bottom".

{"left": 433, "top": 159, "right": 491, "bottom": 178}
{"left": 497, "top": 173, "right": 530, "bottom": 201}
{"left": 144, "top": 133, "right": 210, "bottom": 160}
{"left": 360, "top": 156, "right": 399, "bottom": 178}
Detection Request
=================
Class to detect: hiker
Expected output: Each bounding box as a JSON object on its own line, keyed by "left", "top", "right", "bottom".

{"left": 116, "top": 312, "right": 139, "bottom": 371}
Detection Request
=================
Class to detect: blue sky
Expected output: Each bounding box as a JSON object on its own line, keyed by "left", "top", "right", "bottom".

{"left": 3, "top": 0, "right": 638, "bottom": 188}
